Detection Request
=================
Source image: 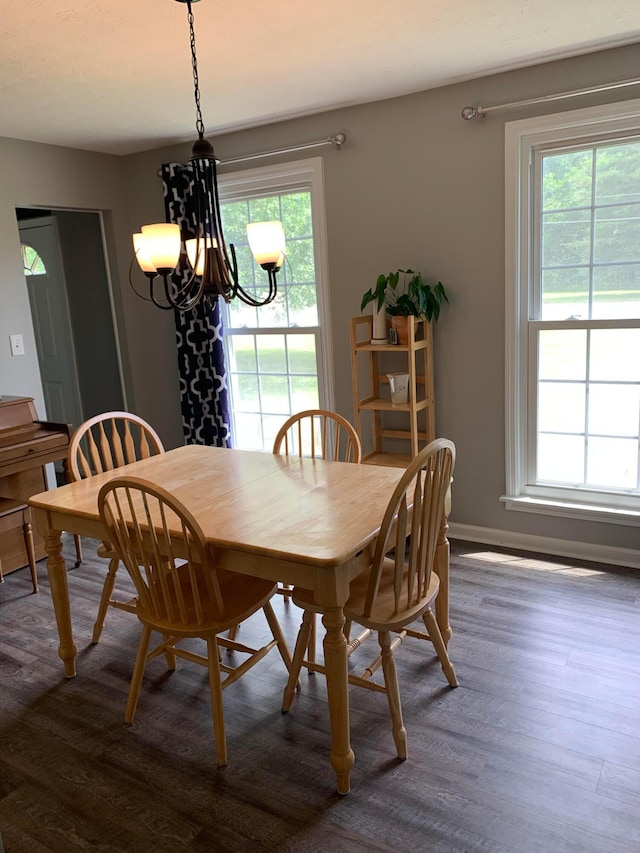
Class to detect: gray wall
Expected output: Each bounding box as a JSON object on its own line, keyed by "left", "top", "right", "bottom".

{"left": 2, "top": 42, "right": 639, "bottom": 558}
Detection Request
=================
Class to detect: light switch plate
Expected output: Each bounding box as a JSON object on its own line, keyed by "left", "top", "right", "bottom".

{"left": 9, "top": 334, "right": 25, "bottom": 356}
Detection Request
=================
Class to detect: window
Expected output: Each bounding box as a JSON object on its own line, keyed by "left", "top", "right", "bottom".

{"left": 22, "top": 243, "right": 46, "bottom": 275}
{"left": 505, "top": 99, "right": 640, "bottom": 524}
{"left": 218, "top": 158, "right": 334, "bottom": 451}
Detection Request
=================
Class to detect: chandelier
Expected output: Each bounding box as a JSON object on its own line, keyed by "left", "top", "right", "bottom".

{"left": 131, "top": 0, "right": 285, "bottom": 312}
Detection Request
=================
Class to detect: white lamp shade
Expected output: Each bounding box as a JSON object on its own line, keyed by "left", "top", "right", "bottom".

{"left": 185, "top": 236, "right": 218, "bottom": 276}
{"left": 132, "top": 232, "right": 157, "bottom": 273}
{"left": 140, "top": 223, "right": 181, "bottom": 270}
{"left": 246, "top": 221, "right": 285, "bottom": 267}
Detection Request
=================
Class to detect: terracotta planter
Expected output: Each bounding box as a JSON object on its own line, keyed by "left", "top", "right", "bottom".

{"left": 391, "top": 316, "right": 422, "bottom": 345}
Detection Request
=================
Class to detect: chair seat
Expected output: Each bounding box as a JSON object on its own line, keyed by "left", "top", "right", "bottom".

{"left": 291, "top": 557, "right": 441, "bottom": 632}
{"left": 138, "top": 566, "right": 279, "bottom": 637}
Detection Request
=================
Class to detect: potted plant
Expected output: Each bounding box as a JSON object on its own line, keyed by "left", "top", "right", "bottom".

{"left": 361, "top": 269, "right": 448, "bottom": 345}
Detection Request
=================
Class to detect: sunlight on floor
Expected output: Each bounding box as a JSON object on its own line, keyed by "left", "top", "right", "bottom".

{"left": 463, "top": 550, "right": 605, "bottom": 577}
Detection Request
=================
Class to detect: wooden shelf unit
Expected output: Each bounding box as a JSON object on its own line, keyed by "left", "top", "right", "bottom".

{"left": 350, "top": 315, "right": 435, "bottom": 467}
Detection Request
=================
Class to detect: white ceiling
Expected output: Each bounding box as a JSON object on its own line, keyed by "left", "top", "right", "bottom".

{"left": 2, "top": 0, "right": 639, "bottom": 156}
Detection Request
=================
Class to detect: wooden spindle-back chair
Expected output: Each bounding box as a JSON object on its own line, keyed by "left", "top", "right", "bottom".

{"left": 68, "top": 411, "right": 165, "bottom": 642}
{"left": 282, "top": 439, "right": 458, "bottom": 761}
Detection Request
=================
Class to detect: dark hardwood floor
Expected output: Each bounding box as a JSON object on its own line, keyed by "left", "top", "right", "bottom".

{"left": 1, "top": 536, "right": 639, "bottom": 852}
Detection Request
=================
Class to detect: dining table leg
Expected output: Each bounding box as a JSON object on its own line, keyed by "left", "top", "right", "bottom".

{"left": 321, "top": 605, "right": 354, "bottom": 795}
{"left": 42, "top": 525, "right": 77, "bottom": 677}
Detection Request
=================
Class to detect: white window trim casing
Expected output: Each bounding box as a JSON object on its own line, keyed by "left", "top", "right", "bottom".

{"left": 503, "top": 96, "right": 640, "bottom": 526}
{"left": 217, "top": 156, "right": 335, "bottom": 413}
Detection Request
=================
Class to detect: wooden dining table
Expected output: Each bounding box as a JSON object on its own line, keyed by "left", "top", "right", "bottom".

{"left": 29, "top": 444, "right": 454, "bottom": 795}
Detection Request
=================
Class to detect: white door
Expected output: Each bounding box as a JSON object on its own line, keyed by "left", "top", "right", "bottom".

{"left": 20, "top": 217, "right": 83, "bottom": 430}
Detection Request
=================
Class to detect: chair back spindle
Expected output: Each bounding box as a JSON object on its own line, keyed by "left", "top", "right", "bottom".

{"left": 273, "top": 409, "right": 362, "bottom": 464}
{"left": 99, "top": 476, "right": 226, "bottom": 628}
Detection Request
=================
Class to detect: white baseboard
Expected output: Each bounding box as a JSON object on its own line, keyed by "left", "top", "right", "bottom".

{"left": 447, "top": 522, "right": 640, "bottom": 569}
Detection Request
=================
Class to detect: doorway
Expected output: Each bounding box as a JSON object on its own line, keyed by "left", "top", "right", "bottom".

{"left": 16, "top": 208, "right": 125, "bottom": 441}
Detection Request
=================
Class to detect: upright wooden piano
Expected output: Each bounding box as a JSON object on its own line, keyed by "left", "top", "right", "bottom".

{"left": 0, "top": 396, "right": 73, "bottom": 575}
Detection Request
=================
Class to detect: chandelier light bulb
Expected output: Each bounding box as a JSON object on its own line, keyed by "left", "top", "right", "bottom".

{"left": 247, "top": 221, "right": 286, "bottom": 268}
{"left": 133, "top": 232, "right": 158, "bottom": 274}
{"left": 186, "top": 236, "right": 218, "bottom": 275}
{"left": 140, "top": 223, "right": 182, "bottom": 272}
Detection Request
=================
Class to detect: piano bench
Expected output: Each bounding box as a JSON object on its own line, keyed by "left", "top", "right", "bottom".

{"left": 0, "top": 499, "right": 39, "bottom": 593}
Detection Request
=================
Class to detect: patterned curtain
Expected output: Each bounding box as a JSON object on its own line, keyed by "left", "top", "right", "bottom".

{"left": 161, "top": 162, "right": 232, "bottom": 447}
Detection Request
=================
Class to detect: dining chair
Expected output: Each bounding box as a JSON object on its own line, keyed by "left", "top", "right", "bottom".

{"left": 67, "top": 411, "right": 165, "bottom": 643}
{"left": 270, "top": 408, "right": 363, "bottom": 661}
{"left": 281, "top": 438, "right": 458, "bottom": 761}
{"left": 272, "top": 408, "right": 362, "bottom": 464}
{"left": 98, "top": 475, "right": 293, "bottom": 768}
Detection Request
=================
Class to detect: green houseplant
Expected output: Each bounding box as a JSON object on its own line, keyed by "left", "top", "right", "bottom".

{"left": 361, "top": 269, "right": 449, "bottom": 344}
{"left": 361, "top": 269, "right": 448, "bottom": 322}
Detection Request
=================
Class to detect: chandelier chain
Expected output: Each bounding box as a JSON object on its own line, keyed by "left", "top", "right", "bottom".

{"left": 186, "top": 1, "right": 205, "bottom": 139}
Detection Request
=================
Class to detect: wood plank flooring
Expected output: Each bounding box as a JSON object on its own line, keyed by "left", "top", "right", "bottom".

{"left": 0, "top": 536, "right": 639, "bottom": 852}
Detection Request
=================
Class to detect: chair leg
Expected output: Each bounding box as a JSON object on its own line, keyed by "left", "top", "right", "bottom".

{"left": 73, "top": 534, "right": 83, "bottom": 568}
{"left": 282, "top": 610, "right": 315, "bottom": 712}
{"left": 423, "top": 609, "right": 458, "bottom": 687}
{"left": 206, "top": 636, "right": 228, "bottom": 768}
{"left": 262, "top": 600, "right": 294, "bottom": 673}
{"left": 306, "top": 613, "right": 316, "bottom": 665}
{"left": 227, "top": 624, "right": 239, "bottom": 641}
{"left": 379, "top": 630, "right": 407, "bottom": 760}
{"left": 125, "top": 624, "right": 152, "bottom": 724}
{"left": 163, "top": 635, "right": 176, "bottom": 671}
{"left": 23, "top": 517, "right": 38, "bottom": 593}
{"left": 92, "top": 556, "right": 120, "bottom": 644}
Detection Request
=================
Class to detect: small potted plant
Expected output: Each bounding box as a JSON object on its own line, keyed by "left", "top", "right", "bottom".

{"left": 361, "top": 269, "right": 448, "bottom": 345}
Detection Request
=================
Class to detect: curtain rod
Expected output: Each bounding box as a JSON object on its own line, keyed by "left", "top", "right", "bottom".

{"left": 461, "top": 76, "right": 640, "bottom": 121}
{"left": 220, "top": 132, "right": 346, "bottom": 165}
{"left": 157, "top": 132, "right": 346, "bottom": 176}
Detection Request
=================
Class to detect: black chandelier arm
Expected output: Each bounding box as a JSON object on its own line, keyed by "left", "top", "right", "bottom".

{"left": 232, "top": 266, "right": 280, "bottom": 307}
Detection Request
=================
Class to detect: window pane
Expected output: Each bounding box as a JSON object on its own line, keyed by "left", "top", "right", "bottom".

{"left": 290, "top": 375, "right": 319, "bottom": 412}
{"left": 257, "top": 335, "right": 286, "bottom": 373}
{"left": 281, "top": 192, "right": 312, "bottom": 237}
{"left": 595, "top": 141, "right": 640, "bottom": 205}
{"left": 587, "top": 436, "right": 638, "bottom": 489}
{"left": 539, "top": 329, "right": 586, "bottom": 380}
{"left": 227, "top": 335, "right": 256, "bottom": 372}
{"left": 22, "top": 243, "right": 46, "bottom": 275}
{"left": 541, "top": 267, "right": 589, "bottom": 320}
{"left": 592, "top": 264, "right": 640, "bottom": 320}
{"left": 594, "top": 204, "right": 640, "bottom": 263}
{"left": 538, "top": 382, "right": 585, "bottom": 432}
{"left": 542, "top": 210, "right": 591, "bottom": 266}
{"left": 537, "top": 433, "right": 585, "bottom": 482}
{"left": 233, "top": 413, "right": 264, "bottom": 450}
{"left": 260, "top": 375, "right": 290, "bottom": 414}
{"left": 590, "top": 328, "right": 640, "bottom": 382}
{"left": 230, "top": 374, "right": 259, "bottom": 412}
{"left": 542, "top": 150, "right": 593, "bottom": 209}
{"left": 287, "top": 335, "right": 317, "bottom": 374}
{"left": 589, "top": 384, "right": 640, "bottom": 437}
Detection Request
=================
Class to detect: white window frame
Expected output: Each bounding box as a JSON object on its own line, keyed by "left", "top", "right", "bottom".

{"left": 217, "top": 156, "right": 335, "bottom": 445}
{"left": 504, "top": 97, "right": 640, "bottom": 526}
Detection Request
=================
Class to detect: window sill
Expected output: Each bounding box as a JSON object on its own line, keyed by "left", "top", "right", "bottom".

{"left": 501, "top": 495, "right": 640, "bottom": 527}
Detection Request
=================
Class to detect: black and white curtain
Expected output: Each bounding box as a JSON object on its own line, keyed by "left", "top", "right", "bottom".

{"left": 161, "top": 162, "right": 232, "bottom": 448}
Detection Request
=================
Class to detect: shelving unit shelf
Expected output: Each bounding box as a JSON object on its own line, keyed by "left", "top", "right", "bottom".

{"left": 350, "top": 315, "right": 435, "bottom": 468}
